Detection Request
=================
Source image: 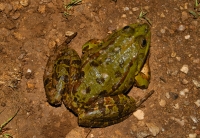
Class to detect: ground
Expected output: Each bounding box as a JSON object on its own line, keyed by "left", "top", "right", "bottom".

{"left": 0, "top": 0, "right": 200, "bottom": 138}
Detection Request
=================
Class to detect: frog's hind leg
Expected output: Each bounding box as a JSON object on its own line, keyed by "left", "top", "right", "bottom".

{"left": 78, "top": 94, "right": 136, "bottom": 127}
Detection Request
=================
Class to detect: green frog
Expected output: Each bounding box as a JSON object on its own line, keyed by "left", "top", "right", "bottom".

{"left": 43, "top": 23, "right": 153, "bottom": 127}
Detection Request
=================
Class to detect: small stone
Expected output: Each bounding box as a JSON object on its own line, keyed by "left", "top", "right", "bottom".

{"left": 182, "top": 79, "right": 189, "bottom": 85}
{"left": 38, "top": 5, "right": 46, "bottom": 13}
{"left": 193, "top": 58, "right": 199, "bottom": 63}
{"left": 132, "top": 7, "right": 139, "bottom": 11}
{"left": 159, "top": 99, "right": 166, "bottom": 107}
{"left": 146, "top": 123, "right": 160, "bottom": 136}
{"left": 170, "top": 117, "right": 184, "bottom": 126}
{"left": 165, "top": 92, "right": 170, "bottom": 99}
{"left": 190, "top": 116, "right": 198, "bottom": 123}
{"left": 65, "top": 31, "right": 76, "bottom": 37}
{"left": 179, "top": 88, "right": 189, "bottom": 96}
{"left": 171, "top": 51, "right": 176, "bottom": 57}
{"left": 188, "top": 133, "right": 197, "bottom": 138}
{"left": 173, "top": 103, "right": 179, "bottom": 109}
{"left": 194, "top": 99, "right": 200, "bottom": 107}
{"left": 0, "top": 3, "right": 6, "bottom": 11}
{"left": 192, "top": 80, "right": 200, "bottom": 88}
{"left": 133, "top": 109, "right": 144, "bottom": 120}
{"left": 177, "top": 24, "right": 185, "bottom": 31}
{"left": 180, "top": 64, "right": 189, "bottom": 74}
{"left": 185, "top": 35, "right": 190, "bottom": 39}
{"left": 181, "top": 11, "right": 188, "bottom": 21}
{"left": 160, "top": 28, "right": 165, "bottom": 34}
{"left": 160, "top": 13, "right": 165, "bottom": 17}
{"left": 169, "top": 92, "right": 178, "bottom": 100}
{"left": 13, "top": 32, "right": 25, "bottom": 40}
{"left": 20, "top": 0, "right": 29, "bottom": 7}
{"left": 27, "top": 81, "right": 35, "bottom": 89}
{"left": 176, "top": 56, "right": 181, "bottom": 61}
{"left": 11, "top": 12, "right": 21, "bottom": 19}
{"left": 123, "top": 7, "right": 129, "bottom": 11}
{"left": 121, "top": 14, "right": 126, "bottom": 18}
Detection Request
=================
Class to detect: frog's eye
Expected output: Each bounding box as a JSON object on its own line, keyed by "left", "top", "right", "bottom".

{"left": 141, "top": 39, "right": 147, "bottom": 47}
{"left": 122, "top": 26, "right": 135, "bottom": 34}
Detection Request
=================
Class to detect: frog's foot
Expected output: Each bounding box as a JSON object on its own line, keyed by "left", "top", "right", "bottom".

{"left": 78, "top": 94, "right": 136, "bottom": 127}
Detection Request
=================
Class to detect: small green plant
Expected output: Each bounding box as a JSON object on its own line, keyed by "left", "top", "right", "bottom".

{"left": 189, "top": 0, "right": 200, "bottom": 18}
{"left": 138, "top": 10, "right": 152, "bottom": 25}
{"left": 64, "top": 0, "right": 82, "bottom": 17}
{"left": 0, "top": 109, "right": 20, "bottom": 138}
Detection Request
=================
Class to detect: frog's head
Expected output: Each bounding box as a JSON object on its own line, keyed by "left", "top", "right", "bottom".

{"left": 122, "top": 23, "right": 151, "bottom": 73}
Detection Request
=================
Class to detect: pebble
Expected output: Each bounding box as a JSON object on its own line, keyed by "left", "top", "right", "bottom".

{"left": 123, "top": 7, "right": 129, "bottom": 11}
{"left": 181, "top": 11, "right": 188, "bottom": 21}
{"left": 188, "top": 133, "right": 197, "bottom": 138}
{"left": 0, "top": 3, "right": 6, "bottom": 11}
{"left": 180, "top": 64, "right": 189, "bottom": 74}
{"left": 184, "top": 35, "right": 190, "bottom": 39}
{"left": 133, "top": 109, "right": 144, "bottom": 120}
{"left": 192, "top": 80, "right": 200, "bottom": 88}
{"left": 132, "top": 7, "right": 139, "bottom": 11}
{"left": 177, "top": 24, "right": 186, "bottom": 31}
{"left": 159, "top": 99, "right": 166, "bottom": 107}
{"left": 11, "top": 12, "right": 21, "bottom": 19}
{"left": 193, "top": 58, "right": 199, "bottom": 63}
{"left": 26, "top": 81, "right": 35, "bottom": 89}
{"left": 194, "top": 99, "right": 200, "bottom": 107}
{"left": 171, "top": 51, "right": 176, "bottom": 57}
{"left": 20, "top": 0, "right": 29, "bottom": 7}
{"left": 165, "top": 92, "right": 170, "bottom": 99}
{"left": 179, "top": 88, "right": 189, "bottom": 96}
{"left": 170, "top": 117, "right": 184, "bottom": 126}
{"left": 160, "top": 28, "right": 165, "bottom": 34}
{"left": 146, "top": 123, "right": 160, "bottom": 136}
{"left": 173, "top": 103, "right": 179, "bottom": 109}
{"left": 65, "top": 31, "right": 76, "bottom": 37}
{"left": 176, "top": 56, "right": 181, "bottom": 61}
{"left": 190, "top": 115, "right": 198, "bottom": 123}
{"left": 182, "top": 79, "right": 189, "bottom": 85}
{"left": 121, "top": 14, "right": 126, "bottom": 18}
{"left": 38, "top": 5, "right": 46, "bottom": 13}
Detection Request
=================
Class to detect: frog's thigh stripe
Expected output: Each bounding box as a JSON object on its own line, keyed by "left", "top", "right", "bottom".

{"left": 78, "top": 94, "right": 136, "bottom": 127}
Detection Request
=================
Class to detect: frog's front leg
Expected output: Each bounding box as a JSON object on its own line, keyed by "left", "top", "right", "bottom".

{"left": 78, "top": 94, "right": 136, "bottom": 127}
{"left": 135, "top": 57, "right": 150, "bottom": 89}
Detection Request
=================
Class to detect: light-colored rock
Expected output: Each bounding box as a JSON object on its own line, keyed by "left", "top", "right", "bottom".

{"left": 20, "top": 0, "right": 29, "bottom": 7}
{"left": 146, "top": 123, "right": 160, "bottom": 136}
{"left": 185, "top": 35, "right": 190, "bottom": 39}
{"left": 188, "top": 133, "right": 197, "bottom": 138}
{"left": 194, "top": 99, "right": 200, "bottom": 107}
{"left": 192, "top": 80, "right": 200, "bottom": 88}
{"left": 180, "top": 64, "right": 189, "bottom": 74}
{"left": 133, "top": 109, "right": 144, "bottom": 120}
{"left": 159, "top": 99, "right": 166, "bottom": 107}
{"left": 180, "top": 88, "right": 189, "bottom": 96}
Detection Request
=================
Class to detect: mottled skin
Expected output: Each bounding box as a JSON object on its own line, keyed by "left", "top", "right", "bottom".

{"left": 43, "top": 23, "right": 151, "bottom": 127}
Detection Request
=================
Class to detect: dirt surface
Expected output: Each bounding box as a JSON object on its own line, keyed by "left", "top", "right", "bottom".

{"left": 0, "top": 0, "right": 200, "bottom": 138}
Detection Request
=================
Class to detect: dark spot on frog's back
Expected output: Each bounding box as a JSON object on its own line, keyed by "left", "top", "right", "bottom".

{"left": 86, "top": 86, "right": 91, "bottom": 93}
{"left": 115, "top": 71, "right": 122, "bottom": 78}
{"left": 90, "top": 61, "right": 99, "bottom": 67}
{"left": 72, "top": 60, "right": 81, "bottom": 65}
{"left": 96, "top": 77, "right": 105, "bottom": 84}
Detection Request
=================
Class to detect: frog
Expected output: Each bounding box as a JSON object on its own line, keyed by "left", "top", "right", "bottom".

{"left": 43, "top": 23, "right": 153, "bottom": 127}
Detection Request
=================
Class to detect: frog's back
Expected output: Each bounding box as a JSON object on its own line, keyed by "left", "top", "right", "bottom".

{"left": 76, "top": 23, "right": 150, "bottom": 104}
